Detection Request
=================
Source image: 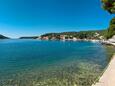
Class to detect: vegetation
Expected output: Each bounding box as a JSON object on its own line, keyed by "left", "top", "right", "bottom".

{"left": 106, "top": 17, "right": 115, "bottom": 39}
{"left": 101, "top": 0, "right": 115, "bottom": 14}
{"left": 101, "top": 0, "right": 115, "bottom": 39}
{"left": 41, "top": 30, "right": 106, "bottom": 40}
{"left": 0, "top": 34, "right": 9, "bottom": 39}
{"left": 20, "top": 36, "right": 38, "bottom": 39}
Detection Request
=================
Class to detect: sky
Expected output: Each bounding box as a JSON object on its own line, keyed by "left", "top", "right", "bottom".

{"left": 0, "top": 0, "right": 114, "bottom": 38}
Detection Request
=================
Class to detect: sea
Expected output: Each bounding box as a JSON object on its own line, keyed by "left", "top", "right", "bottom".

{"left": 0, "top": 39, "right": 113, "bottom": 86}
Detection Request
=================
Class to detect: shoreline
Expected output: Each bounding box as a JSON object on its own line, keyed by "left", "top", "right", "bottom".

{"left": 101, "top": 40, "right": 115, "bottom": 46}
{"left": 92, "top": 53, "right": 115, "bottom": 86}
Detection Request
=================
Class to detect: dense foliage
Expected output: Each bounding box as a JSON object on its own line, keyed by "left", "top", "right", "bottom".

{"left": 106, "top": 17, "right": 115, "bottom": 39}
{"left": 41, "top": 30, "right": 106, "bottom": 40}
{"left": 101, "top": 0, "right": 115, "bottom": 39}
{"left": 101, "top": 0, "right": 115, "bottom": 14}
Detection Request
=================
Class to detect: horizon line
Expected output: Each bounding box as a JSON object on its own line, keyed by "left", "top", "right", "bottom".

{"left": 1, "top": 28, "right": 107, "bottom": 39}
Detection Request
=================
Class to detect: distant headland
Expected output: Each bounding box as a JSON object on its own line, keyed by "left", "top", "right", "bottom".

{"left": 19, "top": 30, "right": 106, "bottom": 41}
{"left": 0, "top": 34, "right": 9, "bottom": 39}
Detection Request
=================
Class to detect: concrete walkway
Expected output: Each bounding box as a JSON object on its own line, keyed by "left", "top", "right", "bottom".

{"left": 92, "top": 55, "right": 115, "bottom": 86}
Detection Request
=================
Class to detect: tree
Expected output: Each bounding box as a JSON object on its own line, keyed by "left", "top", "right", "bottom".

{"left": 106, "top": 17, "right": 115, "bottom": 39}
{"left": 101, "top": 0, "right": 115, "bottom": 39}
{"left": 101, "top": 0, "right": 115, "bottom": 14}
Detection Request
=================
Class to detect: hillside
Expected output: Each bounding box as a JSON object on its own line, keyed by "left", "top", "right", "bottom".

{"left": 19, "top": 30, "right": 107, "bottom": 40}
{"left": 0, "top": 34, "right": 9, "bottom": 39}
{"left": 19, "top": 36, "right": 39, "bottom": 39}
{"left": 40, "top": 30, "right": 106, "bottom": 40}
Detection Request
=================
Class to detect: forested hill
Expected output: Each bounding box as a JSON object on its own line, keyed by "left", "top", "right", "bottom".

{"left": 19, "top": 36, "right": 38, "bottom": 39}
{"left": 19, "top": 30, "right": 106, "bottom": 40}
{"left": 0, "top": 34, "right": 9, "bottom": 39}
{"left": 41, "top": 30, "right": 107, "bottom": 40}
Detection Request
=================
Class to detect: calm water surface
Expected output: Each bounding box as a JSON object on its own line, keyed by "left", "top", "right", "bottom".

{"left": 0, "top": 39, "right": 110, "bottom": 86}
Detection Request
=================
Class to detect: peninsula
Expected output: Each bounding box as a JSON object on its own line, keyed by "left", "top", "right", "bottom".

{"left": 0, "top": 34, "right": 9, "bottom": 39}
{"left": 19, "top": 30, "right": 106, "bottom": 41}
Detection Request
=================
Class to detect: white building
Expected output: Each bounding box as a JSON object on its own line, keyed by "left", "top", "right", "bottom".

{"left": 94, "top": 32, "right": 100, "bottom": 37}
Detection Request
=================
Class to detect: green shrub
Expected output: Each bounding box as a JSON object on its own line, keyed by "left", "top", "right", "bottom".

{"left": 106, "top": 17, "right": 115, "bottom": 39}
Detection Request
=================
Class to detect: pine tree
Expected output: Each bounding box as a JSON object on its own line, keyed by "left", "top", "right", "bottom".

{"left": 101, "top": 0, "right": 115, "bottom": 14}
{"left": 101, "top": 0, "right": 115, "bottom": 39}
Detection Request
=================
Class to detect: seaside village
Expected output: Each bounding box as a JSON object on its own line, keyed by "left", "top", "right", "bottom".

{"left": 39, "top": 32, "right": 103, "bottom": 41}
{"left": 36, "top": 32, "right": 115, "bottom": 44}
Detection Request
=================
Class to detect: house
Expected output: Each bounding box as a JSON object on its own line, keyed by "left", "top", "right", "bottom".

{"left": 60, "top": 35, "right": 66, "bottom": 40}
{"left": 42, "top": 36, "right": 49, "bottom": 40}
{"left": 94, "top": 32, "right": 100, "bottom": 37}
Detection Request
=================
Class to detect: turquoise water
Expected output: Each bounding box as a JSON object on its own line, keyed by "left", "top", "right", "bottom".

{"left": 0, "top": 39, "right": 110, "bottom": 86}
